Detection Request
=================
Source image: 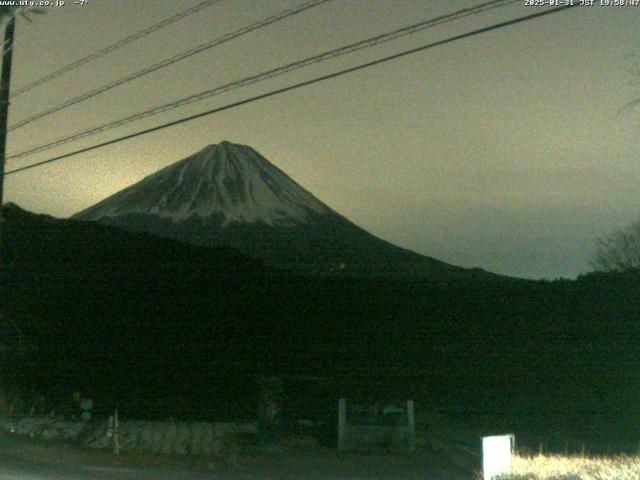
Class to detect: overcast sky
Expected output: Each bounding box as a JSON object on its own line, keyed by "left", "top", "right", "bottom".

{"left": 3, "top": 0, "right": 639, "bottom": 279}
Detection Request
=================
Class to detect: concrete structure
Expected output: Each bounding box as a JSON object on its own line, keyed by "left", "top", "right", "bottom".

{"left": 338, "top": 399, "right": 415, "bottom": 454}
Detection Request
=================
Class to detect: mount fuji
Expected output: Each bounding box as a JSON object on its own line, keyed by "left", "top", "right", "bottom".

{"left": 73, "top": 141, "right": 493, "bottom": 279}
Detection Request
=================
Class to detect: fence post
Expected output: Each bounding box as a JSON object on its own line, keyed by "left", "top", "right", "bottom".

{"left": 338, "top": 398, "right": 346, "bottom": 451}
{"left": 406, "top": 400, "right": 415, "bottom": 453}
{"left": 257, "top": 375, "right": 283, "bottom": 443}
{"left": 113, "top": 410, "right": 120, "bottom": 456}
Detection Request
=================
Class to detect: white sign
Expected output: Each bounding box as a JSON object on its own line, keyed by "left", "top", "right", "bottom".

{"left": 482, "top": 434, "right": 514, "bottom": 480}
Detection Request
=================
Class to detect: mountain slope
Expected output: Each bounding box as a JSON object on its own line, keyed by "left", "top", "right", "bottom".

{"left": 73, "top": 141, "right": 495, "bottom": 279}
{"left": 2, "top": 202, "right": 262, "bottom": 272}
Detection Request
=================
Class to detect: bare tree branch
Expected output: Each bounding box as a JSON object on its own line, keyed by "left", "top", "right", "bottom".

{"left": 591, "top": 219, "right": 640, "bottom": 272}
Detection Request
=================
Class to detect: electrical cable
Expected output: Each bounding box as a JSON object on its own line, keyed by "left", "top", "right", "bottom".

{"left": 10, "top": 0, "right": 219, "bottom": 98}
{"left": 8, "top": 0, "right": 517, "bottom": 159}
{"left": 8, "top": 0, "right": 332, "bottom": 130}
{"left": 3, "top": 4, "right": 579, "bottom": 177}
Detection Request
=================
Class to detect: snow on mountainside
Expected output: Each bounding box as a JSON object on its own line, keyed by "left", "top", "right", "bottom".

{"left": 74, "top": 141, "right": 501, "bottom": 279}
{"left": 76, "top": 141, "right": 331, "bottom": 226}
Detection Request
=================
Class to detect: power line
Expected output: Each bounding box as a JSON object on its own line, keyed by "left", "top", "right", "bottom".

{"left": 4, "top": 4, "right": 579, "bottom": 178}
{"left": 10, "top": 0, "right": 219, "bottom": 99}
{"left": 8, "top": 0, "right": 518, "bottom": 160}
{"left": 8, "top": 0, "right": 333, "bottom": 131}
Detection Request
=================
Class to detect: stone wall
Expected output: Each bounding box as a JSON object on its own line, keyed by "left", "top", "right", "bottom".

{"left": 0, "top": 416, "right": 257, "bottom": 456}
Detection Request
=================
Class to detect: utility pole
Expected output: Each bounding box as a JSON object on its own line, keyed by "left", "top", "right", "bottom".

{"left": 0, "top": 16, "right": 16, "bottom": 262}
{"left": 0, "top": 17, "right": 15, "bottom": 372}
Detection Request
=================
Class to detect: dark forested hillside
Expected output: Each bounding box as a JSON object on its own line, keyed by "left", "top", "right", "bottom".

{"left": 2, "top": 204, "right": 639, "bottom": 444}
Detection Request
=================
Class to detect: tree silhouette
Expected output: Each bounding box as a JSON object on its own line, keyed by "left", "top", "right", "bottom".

{"left": 591, "top": 219, "right": 640, "bottom": 272}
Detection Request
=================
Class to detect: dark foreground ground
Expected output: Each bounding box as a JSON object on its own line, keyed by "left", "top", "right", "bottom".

{"left": 0, "top": 433, "right": 475, "bottom": 479}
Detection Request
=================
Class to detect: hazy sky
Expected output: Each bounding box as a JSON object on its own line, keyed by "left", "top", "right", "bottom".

{"left": 3, "top": 0, "right": 639, "bottom": 279}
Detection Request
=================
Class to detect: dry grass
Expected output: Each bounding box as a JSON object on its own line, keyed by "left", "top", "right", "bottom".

{"left": 496, "top": 453, "right": 640, "bottom": 480}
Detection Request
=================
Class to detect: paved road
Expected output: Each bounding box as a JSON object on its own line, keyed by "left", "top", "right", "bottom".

{"left": 0, "top": 460, "right": 227, "bottom": 479}
{"left": 0, "top": 454, "right": 474, "bottom": 480}
{"left": 0, "top": 435, "right": 474, "bottom": 479}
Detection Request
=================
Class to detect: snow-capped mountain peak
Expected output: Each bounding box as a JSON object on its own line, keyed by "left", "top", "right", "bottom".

{"left": 73, "top": 141, "right": 498, "bottom": 279}
{"left": 75, "top": 141, "right": 331, "bottom": 226}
